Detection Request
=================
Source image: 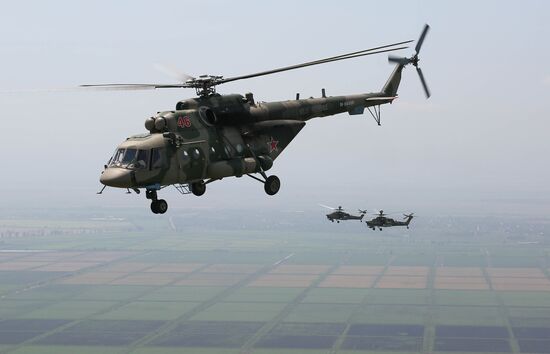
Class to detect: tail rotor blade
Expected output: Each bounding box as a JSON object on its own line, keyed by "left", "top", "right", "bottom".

{"left": 415, "top": 24, "right": 430, "bottom": 54}
{"left": 416, "top": 67, "right": 431, "bottom": 98}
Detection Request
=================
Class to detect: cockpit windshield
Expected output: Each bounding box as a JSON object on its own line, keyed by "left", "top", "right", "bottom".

{"left": 108, "top": 148, "right": 149, "bottom": 169}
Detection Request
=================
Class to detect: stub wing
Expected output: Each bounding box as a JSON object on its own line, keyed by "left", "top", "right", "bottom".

{"left": 243, "top": 120, "right": 305, "bottom": 161}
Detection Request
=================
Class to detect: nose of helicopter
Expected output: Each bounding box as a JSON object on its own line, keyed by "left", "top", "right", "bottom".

{"left": 100, "top": 168, "right": 133, "bottom": 188}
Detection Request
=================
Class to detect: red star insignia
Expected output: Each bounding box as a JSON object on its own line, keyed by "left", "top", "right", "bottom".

{"left": 267, "top": 136, "right": 279, "bottom": 153}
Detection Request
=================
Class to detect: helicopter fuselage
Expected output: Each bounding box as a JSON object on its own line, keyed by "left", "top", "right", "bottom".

{"left": 100, "top": 91, "right": 395, "bottom": 190}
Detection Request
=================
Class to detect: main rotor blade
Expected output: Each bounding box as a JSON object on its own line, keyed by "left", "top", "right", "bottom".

{"left": 79, "top": 83, "right": 188, "bottom": 90}
{"left": 415, "top": 24, "right": 430, "bottom": 54}
{"left": 220, "top": 41, "right": 412, "bottom": 84}
{"left": 416, "top": 67, "right": 431, "bottom": 98}
{"left": 319, "top": 204, "right": 337, "bottom": 210}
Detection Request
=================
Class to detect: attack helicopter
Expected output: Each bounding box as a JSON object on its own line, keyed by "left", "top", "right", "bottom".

{"left": 91, "top": 25, "right": 430, "bottom": 214}
{"left": 366, "top": 210, "right": 415, "bottom": 231}
{"left": 320, "top": 205, "right": 367, "bottom": 223}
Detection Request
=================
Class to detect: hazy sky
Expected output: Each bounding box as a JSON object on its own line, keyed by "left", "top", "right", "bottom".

{"left": 1, "top": 1, "right": 549, "bottom": 216}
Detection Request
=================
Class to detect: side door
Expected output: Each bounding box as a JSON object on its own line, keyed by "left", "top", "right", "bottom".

{"left": 177, "top": 141, "right": 208, "bottom": 183}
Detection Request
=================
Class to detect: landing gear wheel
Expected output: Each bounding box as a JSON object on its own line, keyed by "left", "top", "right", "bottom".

{"left": 191, "top": 181, "right": 206, "bottom": 196}
{"left": 150, "top": 199, "right": 168, "bottom": 214}
{"left": 150, "top": 201, "right": 159, "bottom": 214}
{"left": 264, "top": 175, "right": 280, "bottom": 196}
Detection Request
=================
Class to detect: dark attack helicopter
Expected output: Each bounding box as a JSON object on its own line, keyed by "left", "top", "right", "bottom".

{"left": 91, "top": 25, "right": 430, "bottom": 214}
{"left": 320, "top": 205, "right": 367, "bottom": 223}
{"left": 366, "top": 210, "right": 415, "bottom": 231}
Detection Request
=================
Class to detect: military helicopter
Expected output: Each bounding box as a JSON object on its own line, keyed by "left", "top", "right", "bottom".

{"left": 365, "top": 210, "right": 415, "bottom": 231}
{"left": 90, "top": 25, "right": 430, "bottom": 214}
{"left": 320, "top": 205, "right": 367, "bottom": 223}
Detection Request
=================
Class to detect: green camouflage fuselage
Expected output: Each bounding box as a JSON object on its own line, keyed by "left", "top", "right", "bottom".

{"left": 100, "top": 65, "right": 405, "bottom": 190}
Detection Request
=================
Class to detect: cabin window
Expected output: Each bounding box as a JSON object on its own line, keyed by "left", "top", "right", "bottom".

{"left": 150, "top": 148, "right": 165, "bottom": 169}
{"left": 192, "top": 148, "right": 201, "bottom": 159}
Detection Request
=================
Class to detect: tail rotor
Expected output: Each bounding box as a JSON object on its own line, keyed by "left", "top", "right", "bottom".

{"left": 388, "top": 24, "right": 431, "bottom": 98}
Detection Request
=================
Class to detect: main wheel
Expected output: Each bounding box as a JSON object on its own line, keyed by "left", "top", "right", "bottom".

{"left": 156, "top": 199, "right": 168, "bottom": 214}
{"left": 264, "top": 175, "right": 280, "bottom": 196}
{"left": 150, "top": 201, "right": 159, "bottom": 214}
{"left": 150, "top": 200, "right": 168, "bottom": 214}
{"left": 191, "top": 181, "right": 206, "bottom": 196}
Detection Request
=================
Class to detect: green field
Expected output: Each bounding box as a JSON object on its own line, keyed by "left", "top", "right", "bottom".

{"left": 0, "top": 211, "right": 549, "bottom": 353}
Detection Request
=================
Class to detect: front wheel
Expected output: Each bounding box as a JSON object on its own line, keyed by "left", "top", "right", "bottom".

{"left": 264, "top": 175, "right": 280, "bottom": 196}
{"left": 191, "top": 181, "right": 206, "bottom": 196}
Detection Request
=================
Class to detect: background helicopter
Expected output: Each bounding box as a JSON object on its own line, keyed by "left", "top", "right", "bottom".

{"left": 366, "top": 210, "right": 415, "bottom": 230}
{"left": 91, "top": 25, "right": 430, "bottom": 214}
{"left": 320, "top": 205, "right": 367, "bottom": 223}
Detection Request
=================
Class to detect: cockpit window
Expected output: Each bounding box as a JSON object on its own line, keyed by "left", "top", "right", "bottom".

{"left": 109, "top": 148, "right": 149, "bottom": 169}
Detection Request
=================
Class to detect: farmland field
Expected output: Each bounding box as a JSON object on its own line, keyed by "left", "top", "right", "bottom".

{"left": 0, "top": 209, "right": 549, "bottom": 353}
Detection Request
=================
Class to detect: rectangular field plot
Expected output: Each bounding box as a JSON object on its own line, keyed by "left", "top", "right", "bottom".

{"left": 96, "top": 262, "right": 153, "bottom": 273}
{"left": 365, "top": 289, "right": 430, "bottom": 305}
{"left": 435, "top": 325, "right": 509, "bottom": 338}
{"left": 18, "top": 252, "right": 84, "bottom": 262}
{"left": 269, "top": 265, "right": 330, "bottom": 274}
{"left": 384, "top": 266, "right": 429, "bottom": 276}
{"left": 0, "top": 319, "right": 71, "bottom": 345}
{"left": 341, "top": 335, "right": 423, "bottom": 351}
{"left": 490, "top": 277, "right": 550, "bottom": 291}
{"left": 434, "top": 276, "right": 489, "bottom": 290}
{"left": 0, "top": 300, "right": 49, "bottom": 318}
{"left": 435, "top": 337, "right": 511, "bottom": 352}
{"left": 249, "top": 274, "right": 319, "bottom": 288}
{"left": 138, "top": 286, "right": 225, "bottom": 302}
{"left": 302, "top": 288, "right": 367, "bottom": 304}
{"left": 376, "top": 275, "right": 427, "bottom": 289}
{"left": 513, "top": 326, "right": 550, "bottom": 339}
{"left": 110, "top": 272, "right": 182, "bottom": 286}
{"left": 191, "top": 302, "right": 285, "bottom": 322}
{"left": 434, "top": 306, "right": 505, "bottom": 326}
{"left": 353, "top": 305, "right": 428, "bottom": 325}
{"left": 36, "top": 319, "right": 165, "bottom": 346}
{"left": 223, "top": 287, "right": 302, "bottom": 303}
{"left": 435, "top": 290, "right": 498, "bottom": 306}
{"left": 256, "top": 335, "right": 337, "bottom": 349}
{"left": 65, "top": 251, "right": 135, "bottom": 263}
{"left": 436, "top": 266, "right": 483, "bottom": 277}
{"left": 331, "top": 265, "right": 384, "bottom": 275}
{"left": 283, "top": 303, "right": 356, "bottom": 323}
{"left": 175, "top": 273, "right": 247, "bottom": 286}
{"left": 34, "top": 262, "right": 99, "bottom": 272}
{"left": 20, "top": 300, "right": 118, "bottom": 320}
{"left": 71, "top": 285, "right": 154, "bottom": 301}
{"left": 0, "top": 271, "right": 63, "bottom": 285}
{"left": 149, "top": 321, "right": 264, "bottom": 348}
{"left": 518, "top": 339, "right": 550, "bottom": 354}
{"left": 202, "top": 264, "right": 262, "bottom": 274}
{"left": 96, "top": 301, "right": 199, "bottom": 321}
{"left": 318, "top": 275, "right": 375, "bottom": 288}
{"left": 59, "top": 271, "right": 128, "bottom": 285}
{"left": 143, "top": 263, "right": 204, "bottom": 273}
{"left": 500, "top": 292, "right": 550, "bottom": 307}
{"left": 0, "top": 262, "right": 51, "bottom": 271}
{"left": 269, "top": 322, "right": 346, "bottom": 336}
{"left": 348, "top": 324, "right": 424, "bottom": 337}
{"left": 3, "top": 284, "right": 87, "bottom": 301}
{"left": 487, "top": 267, "right": 546, "bottom": 278}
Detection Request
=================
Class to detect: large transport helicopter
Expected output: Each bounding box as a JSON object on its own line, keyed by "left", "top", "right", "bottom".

{"left": 320, "top": 205, "right": 367, "bottom": 223}
{"left": 366, "top": 210, "right": 415, "bottom": 231}
{"left": 92, "top": 25, "right": 430, "bottom": 214}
